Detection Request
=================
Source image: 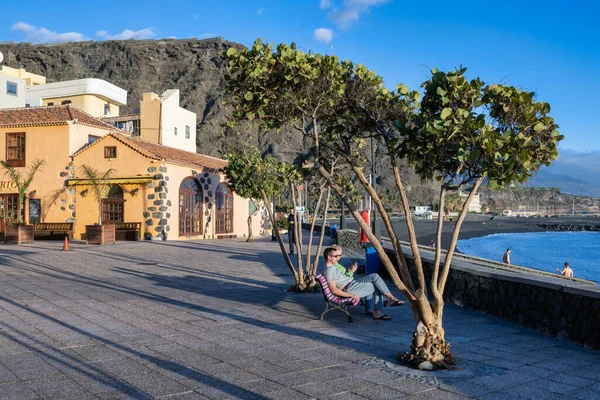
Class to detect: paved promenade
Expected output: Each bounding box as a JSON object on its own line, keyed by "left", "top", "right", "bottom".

{"left": 0, "top": 238, "right": 598, "bottom": 399}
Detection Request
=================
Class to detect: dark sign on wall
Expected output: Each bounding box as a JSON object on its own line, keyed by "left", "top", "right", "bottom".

{"left": 29, "top": 199, "right": 41, "bottom": 224}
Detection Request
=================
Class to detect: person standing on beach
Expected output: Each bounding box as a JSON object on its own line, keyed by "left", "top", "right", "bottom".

{"left": 557, "top": 262, "right": 573, "bottom": 278}
{"left": 503, "top": 249, "right": 511, "bottom": 264}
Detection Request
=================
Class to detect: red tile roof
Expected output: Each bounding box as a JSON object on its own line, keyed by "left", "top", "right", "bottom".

{"left": 74, "top": 132, "right": 227, "bottom": 171}
{"left": 0, "top": 105, "right": 114, "bottom": 130}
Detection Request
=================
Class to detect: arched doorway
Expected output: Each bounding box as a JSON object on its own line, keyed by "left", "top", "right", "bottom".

{"left": 179, "top": 177, "right": 203, "bottom": 236}
{"left": 216, "top": 183, "right": 233, "bottom": 234}
{"left": 102, "top": 184, "right": 124, "bottom": 223}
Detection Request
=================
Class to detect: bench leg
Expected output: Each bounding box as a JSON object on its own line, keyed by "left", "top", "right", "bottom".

{"left": 319, "top": 302, "right": 353, "bottom": 323}
{"left": 319, "top": 303, "right": 330, "bottom": 320}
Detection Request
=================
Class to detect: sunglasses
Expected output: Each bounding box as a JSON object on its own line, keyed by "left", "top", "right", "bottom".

{"left": 332, "top": 254, "right": 342, "bottom": 258}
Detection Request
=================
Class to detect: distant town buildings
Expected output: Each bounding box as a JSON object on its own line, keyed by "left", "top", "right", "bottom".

{"left": 459, "top": 191, "right": 482, "bottom": 213}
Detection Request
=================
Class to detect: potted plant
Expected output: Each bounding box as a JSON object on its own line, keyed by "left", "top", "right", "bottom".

{"left": 0, "top": 159, "right": 44, "bottom": 244}
{"left": 79, "top": 165, "right": 116, "bottom": 245}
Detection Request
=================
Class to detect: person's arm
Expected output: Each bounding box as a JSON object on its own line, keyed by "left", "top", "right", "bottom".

{"left": 328, "top": 279, "right": 359, "bottom": 299}
{"left": 345, "top": 261, "right": 358, "bottom": 278}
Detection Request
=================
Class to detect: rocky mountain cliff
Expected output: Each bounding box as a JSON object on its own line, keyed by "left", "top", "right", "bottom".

{"left": 1, "top": 38, "right": 595, "bottom": 208}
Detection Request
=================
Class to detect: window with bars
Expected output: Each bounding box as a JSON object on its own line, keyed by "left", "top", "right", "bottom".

{"left": 6, "top": 133, "right": 25, "bottom": 167}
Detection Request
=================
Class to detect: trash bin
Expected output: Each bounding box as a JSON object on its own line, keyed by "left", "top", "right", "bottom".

{"left": 330, "top": 224, "right": 338, "bottom": 239}
{"left": 365, "top": 245, "right": 380, "bottom": 275}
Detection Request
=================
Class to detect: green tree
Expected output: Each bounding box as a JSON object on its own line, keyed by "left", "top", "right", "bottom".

{"left": 79, "top": 165, "right": 115, "bottom": 225}
{"left": 222, "top": 146, "right": 312, "bottom": 290}
{"left": 225, "top": 40, "right": 563, "bottom": 367}
{"left": 0, "top": 159, "right": 45, "bottom": 224}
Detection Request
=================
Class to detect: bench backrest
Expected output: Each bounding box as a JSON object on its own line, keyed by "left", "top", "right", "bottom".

{"left": 113, "top": 222, "right": 141, "bottom": 230}
{"left": 315, "top": 274, "right": 357, "bottom": 306}
{"left": 35, "top": 223, "right": 73, "bottom": 231}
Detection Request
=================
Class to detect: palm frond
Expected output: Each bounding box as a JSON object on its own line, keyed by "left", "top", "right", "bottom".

{"left": 23, "top": 159, "right": 45, "bottom": 193}
{"left": 79, "top": 165, "right": 115, "bottom": 202}
{"left": 0, "top": 161, "right": 23, "bottom": 189}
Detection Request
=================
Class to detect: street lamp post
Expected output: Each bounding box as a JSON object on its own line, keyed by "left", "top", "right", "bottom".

{"left": 371, "top": 137, "right": 381, "bottom": 240}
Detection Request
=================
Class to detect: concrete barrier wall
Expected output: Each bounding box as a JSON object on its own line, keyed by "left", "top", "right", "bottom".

{"left": 335, "top": 228, "right": 600, "bottom": 349}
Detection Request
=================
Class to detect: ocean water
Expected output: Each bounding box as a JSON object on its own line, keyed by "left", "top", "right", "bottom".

{"left": 457, "top": 231, "right": 600, "bottom": 283}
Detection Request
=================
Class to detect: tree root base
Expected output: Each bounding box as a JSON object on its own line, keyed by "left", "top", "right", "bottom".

{"left": 398, "top": 322, "right": 456, "bottom": 370}
{"left": 287, "top": 284, "right": 320, "bottom": 293}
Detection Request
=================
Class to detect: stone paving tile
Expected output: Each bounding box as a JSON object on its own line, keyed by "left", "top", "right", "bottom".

{"left": 119, "top": 371, "right": 192, "bottom": 398}
{"left": 25, "top": 376, "right": 95, "bottom": 399}
{"left": 263, "top": 387, "right": 315, "bottom": 399}
{"left": 402, "top": 389, "right": 470, "bottom": 399}
{"left": 0, "top": 381, "right": 42, "bottom": 400}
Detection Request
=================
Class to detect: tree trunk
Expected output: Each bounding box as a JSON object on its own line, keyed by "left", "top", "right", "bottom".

{"left": 311, "top": 185, "right": 331, "bottom": 277}
{"left": 260, "top": 188, "right": 302, "bottom": 288}
{"left": 403, "top": 319, "right": 451, "bottom": 368}
{"left": 304, "top": 187, "right": 324, "bottom": 284}
{"left": 290, "top": 184, "right": 305, "bottom": 288}
{"left": 350, "top": 162, "right": 415, "bottom": 293}
{"left": 246, "top": 215, "right": 254, "bottom": 242}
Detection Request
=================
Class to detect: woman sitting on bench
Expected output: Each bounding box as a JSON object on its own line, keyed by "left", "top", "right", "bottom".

{"left": 323, "top": 247, "right": 404, "bottom": 321}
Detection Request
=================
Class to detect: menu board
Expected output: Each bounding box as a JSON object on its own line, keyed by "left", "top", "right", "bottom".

{"left": 29, "top": 199, "right": 41, "bottom": 224}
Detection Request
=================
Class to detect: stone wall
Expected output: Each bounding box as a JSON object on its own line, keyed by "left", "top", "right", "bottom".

{"left": 335, "top": 228, "right": 600, "bottom": 349}
{"left": 143, "top": 165, "right": 170, "bottom": 240}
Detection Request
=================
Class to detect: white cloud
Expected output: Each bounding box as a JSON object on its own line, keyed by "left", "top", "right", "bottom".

{"left": 257, "top": 8, "right": 264, "bottom": 15}
{"left": 95, "top": 28, "right": 155, "bottom": 40}
{"left": 11, "top": 22, "right": 86, "bottom": 43}
{"left": 313, "top": 28, "right": 334, "bottom": 43}
{"left": 198, "top": 33, "right": 218, "bottom": 39}
{"left": 327, "top": 0, "right": 390, "bottom": 28}
{"left": 320, "top": 0, "right": 332, "bottom": 9}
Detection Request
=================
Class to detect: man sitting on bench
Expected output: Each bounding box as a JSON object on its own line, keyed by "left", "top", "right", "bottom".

{"left": 323, "top": 247, "right": 403, "bottom": 321}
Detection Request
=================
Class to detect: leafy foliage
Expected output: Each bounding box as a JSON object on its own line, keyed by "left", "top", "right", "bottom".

{"left": 395, "top": 67, "right": 563, "bottom": 189}
{"left": 222, "top": 146, "right": 301, "bottom": 201}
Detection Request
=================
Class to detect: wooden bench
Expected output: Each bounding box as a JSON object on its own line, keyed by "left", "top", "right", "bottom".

{"left": 315, "top": 274, "right": 358, "bottom": 323}
{"left": 114, "top": 222, "right": 141, "bottom": 241}
{"left": 34, "top": 223, "right": 74, "bottom": 239}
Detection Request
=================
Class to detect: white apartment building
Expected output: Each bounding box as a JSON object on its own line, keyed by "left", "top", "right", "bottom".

{"left": 139, "top": 90, "right": 197, "bottom": 152}
{"left": 26, "top": 78, "right": 127, "bottom": 118}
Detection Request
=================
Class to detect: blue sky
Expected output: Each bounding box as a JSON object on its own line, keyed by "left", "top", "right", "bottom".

{"left": 1, "top": 0, "right": 598, "bottom": 152}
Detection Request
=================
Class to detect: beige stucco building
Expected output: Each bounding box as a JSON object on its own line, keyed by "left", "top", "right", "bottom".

{"left": 70, "top": 132, "right": 262, "bottom": 240}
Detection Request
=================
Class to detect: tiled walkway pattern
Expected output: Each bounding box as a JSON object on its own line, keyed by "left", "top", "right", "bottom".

{"left": 0, "top": 238, "right": 598, "bottom": 399}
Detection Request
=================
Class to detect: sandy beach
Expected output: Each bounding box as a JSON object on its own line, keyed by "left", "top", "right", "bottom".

{"left": 340, "top": 214, "right": 600, "bottom": 248}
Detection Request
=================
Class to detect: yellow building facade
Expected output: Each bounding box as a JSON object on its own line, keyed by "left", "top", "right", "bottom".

{"left": 0, "top": 106, "right": 114, "bottom": 232}
{"left": 0, "top": 105, "right": 264, "bottom": 241}
{"left": 41, "top": 95, "right": 121, "bottom": 118}
{"left": 70, "top": 133, "right": 263, "bottom": 240}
